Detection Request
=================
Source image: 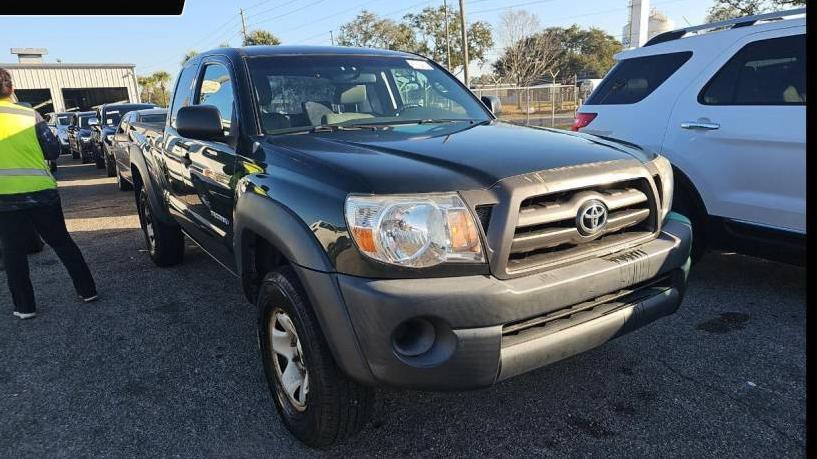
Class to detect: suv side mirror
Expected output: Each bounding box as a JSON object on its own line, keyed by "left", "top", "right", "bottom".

{"left": 481, "top": 95, "right": 502, "bottom": 116}
{"left": 176, "top": 105, "right": 224, "bottom": 141}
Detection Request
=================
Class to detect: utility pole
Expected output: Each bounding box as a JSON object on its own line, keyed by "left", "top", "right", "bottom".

{"left": 458, "top": 0, "right": 469, "bottom": 87}
{"left": 444, "top": 0, "right": 451, "bottom": 70}
{"left": 240, "top": 8, "right": 248, "bottom": 45}
{"left": 330, "top": 30, "right": 335, "bottom": 46}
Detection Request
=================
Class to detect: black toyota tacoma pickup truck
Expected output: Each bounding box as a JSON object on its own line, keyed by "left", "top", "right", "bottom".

{"left": 130, "top": 46, "right": 692, "bottom": 447}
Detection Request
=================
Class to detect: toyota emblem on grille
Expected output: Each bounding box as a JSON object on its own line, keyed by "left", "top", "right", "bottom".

{"left": 577, "top": 199, "right": 608, "bottom": 236}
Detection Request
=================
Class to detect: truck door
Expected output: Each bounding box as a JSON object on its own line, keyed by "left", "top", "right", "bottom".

{"left": 178, "top": 58, "right": 240, "bottom": 262}
{"left": 663, "top": 28, "right": 806, "bottom": 233}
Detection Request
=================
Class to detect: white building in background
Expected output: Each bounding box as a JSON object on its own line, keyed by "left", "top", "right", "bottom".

{"left": 1, "top": 48, "right": 140, "bottom": 115}
{"left": 622, "top": 2, "right": 675, "bottom": 48}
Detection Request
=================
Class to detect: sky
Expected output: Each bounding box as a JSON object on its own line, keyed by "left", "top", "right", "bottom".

{"left": 0, "top": 0, "right": 713, "bottom": 77}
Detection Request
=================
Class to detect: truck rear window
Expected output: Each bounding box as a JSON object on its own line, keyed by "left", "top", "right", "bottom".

{"left": 586, "top": 51, "right": 692, "bottom": 105}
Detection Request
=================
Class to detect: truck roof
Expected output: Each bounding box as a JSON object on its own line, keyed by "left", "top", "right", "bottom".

{"left": 199, "top": 45, "right": 419, "bottom": 61}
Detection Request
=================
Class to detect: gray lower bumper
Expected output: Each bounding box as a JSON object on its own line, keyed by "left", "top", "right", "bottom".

{"left": 312, "top": 217, "right": 692, "bottom": 390}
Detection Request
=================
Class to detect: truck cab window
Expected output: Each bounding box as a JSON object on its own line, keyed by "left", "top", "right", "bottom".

{"left": 196, "top": 64, "right": 235, "bottom": 136}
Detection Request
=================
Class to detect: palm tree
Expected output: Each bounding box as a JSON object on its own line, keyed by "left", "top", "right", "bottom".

{"left": 137, "top": 75, "right": 156, "bottom": 104}
{"left": 151, "top": 71, "right": 172, "bottom": 106}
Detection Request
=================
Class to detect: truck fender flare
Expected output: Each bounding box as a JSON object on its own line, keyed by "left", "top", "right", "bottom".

{"left": 234, "top": 193, "right": 377, "bottom": 384}
{"left": 233, "top": 192, "right": 334, "bottom": 275}
{"left": 129, "top": 146, "right": 176, "bottom": 225}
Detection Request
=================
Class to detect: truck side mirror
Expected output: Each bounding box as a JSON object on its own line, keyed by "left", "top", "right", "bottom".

{"left": 176, "top": 105, "right": 224, "bottom": 141}
{"left": 481, "top": 95, "right": 502, "bottom": 116}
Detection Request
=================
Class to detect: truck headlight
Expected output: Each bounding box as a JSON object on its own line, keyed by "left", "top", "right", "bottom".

{"left": 653, "top": 155, "right": 674, "bottom": 223}
{"left": 345, "top": 193, "right": 485, "bottom": 267}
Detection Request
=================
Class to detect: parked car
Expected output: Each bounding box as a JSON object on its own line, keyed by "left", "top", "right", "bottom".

{"left": 573, "top": 9, "right": 805, "bottom": 264}
{"left": 46, "top": 111, "right": 74, "bottom": 155}
{"left": 110, "top": 108, "right": 166, "bottom": 190}
{"left": 131, "top": 46, "right": 691, "bottom": 447}
{"left": 91, "top": 102, "right": 159, "bottom": 173}
{"left": 67, "top": 111, "right": 98, "bottom": 162}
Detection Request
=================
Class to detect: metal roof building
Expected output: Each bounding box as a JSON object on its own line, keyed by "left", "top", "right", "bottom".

{"left": 1, "top": 48, "right": 140, "bottom": 115}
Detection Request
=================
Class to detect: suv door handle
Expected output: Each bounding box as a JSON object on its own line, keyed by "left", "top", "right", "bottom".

{"left": 681, "top": 121, "right": 720, "bottom": 130}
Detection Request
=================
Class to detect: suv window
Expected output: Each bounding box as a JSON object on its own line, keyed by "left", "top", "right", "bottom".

{"left": 196, "top": 64, "right": 235, "bottom": 135}
{"left": 586, "top": 52, "right": 692, "bottom": 105}
{"left": 699, "top": 34, "right": 805, "bottom": 106}
{"left": 170, "top": 63, "right": 199, "bottom": 127}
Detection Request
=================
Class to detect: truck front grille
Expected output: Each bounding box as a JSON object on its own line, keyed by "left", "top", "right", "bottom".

{"left": 506, "top": 178, "right": 657, "bottom": 274}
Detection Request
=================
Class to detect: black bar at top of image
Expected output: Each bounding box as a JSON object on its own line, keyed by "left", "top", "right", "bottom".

{"left": 2, "top": 0, "right": 185, "bottom": 15}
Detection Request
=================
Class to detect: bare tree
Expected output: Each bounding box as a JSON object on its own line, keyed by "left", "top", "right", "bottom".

{"left": 499, "top": 9, "right": 539, "bottom": 50}
{"left": 495, "top": 24, "right": 561, "bottom": 87}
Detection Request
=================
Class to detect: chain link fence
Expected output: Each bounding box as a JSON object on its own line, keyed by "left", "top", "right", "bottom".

{"left": 473, "top": 85, "right": 591, "bottom": 129}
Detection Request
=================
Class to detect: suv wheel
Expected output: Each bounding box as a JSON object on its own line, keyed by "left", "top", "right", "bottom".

{"left": 257, "top": 267, "right": 374, "bottom": 448}
{"left": 136, "top": 186, "right": 184, "bottom": 266}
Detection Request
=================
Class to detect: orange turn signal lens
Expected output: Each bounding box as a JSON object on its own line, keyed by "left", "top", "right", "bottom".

{"left": 447, "top": 209, "right": 481, "bottom": 253}
{"left": 351, "top": 226, "right": 376, "bottom": 253}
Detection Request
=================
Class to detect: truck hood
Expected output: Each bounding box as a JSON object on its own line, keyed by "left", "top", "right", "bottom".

{"left": 260, "top": 121, "right": 654, "bottom": 194}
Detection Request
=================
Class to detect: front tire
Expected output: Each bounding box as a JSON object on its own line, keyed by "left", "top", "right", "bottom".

{"left": 257, "top": 267, "right": 374, "bottom": 448}
{"left": 136, "top": 186, "right": 184, "bottom": 267}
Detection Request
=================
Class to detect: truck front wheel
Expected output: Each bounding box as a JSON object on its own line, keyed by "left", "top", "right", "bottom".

{"left": 136, "top": 186, "right": 184, "bottom": 267}
{"left": 257, "top": 267, "right": 374, "bottom": 448}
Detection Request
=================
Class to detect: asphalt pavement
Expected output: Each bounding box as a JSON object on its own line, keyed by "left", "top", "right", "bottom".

{"left": 0, "top": 156, "right": 806, "bottom": 458}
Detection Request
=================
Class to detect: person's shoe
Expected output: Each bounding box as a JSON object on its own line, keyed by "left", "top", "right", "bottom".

{"left": 81, "top": 294, "right": 99, "bottom": 303}
{"left": 13, "top": 311, "right": 37, "bottom": 320}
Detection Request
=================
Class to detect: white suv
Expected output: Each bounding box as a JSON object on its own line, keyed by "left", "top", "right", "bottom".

{"left": 574, "top": 9, "right": 805, "bottom": 263}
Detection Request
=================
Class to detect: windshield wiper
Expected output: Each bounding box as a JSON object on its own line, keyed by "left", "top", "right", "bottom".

{"left": 346, "top": 118, "right": 478, "bottom": 128}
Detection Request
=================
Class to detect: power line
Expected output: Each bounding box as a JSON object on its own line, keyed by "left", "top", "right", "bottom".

{"left": 243, "top": 0, "right": 317, "bottom": 29}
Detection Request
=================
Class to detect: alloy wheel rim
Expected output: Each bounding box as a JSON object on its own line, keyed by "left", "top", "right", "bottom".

{"left": 269, "top": 308, "right": 309, "bottom": 411}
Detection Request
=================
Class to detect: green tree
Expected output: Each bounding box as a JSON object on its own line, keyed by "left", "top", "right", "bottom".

{"left": 403, "top": 5, "right": 494, "bottom": 73}
{"left": 181, "top": 50, "right": 199, "bottom": 65}
{"left": 705, "top": 0, "right": 805, "bottom": 22}
{"left": 549, "top": 26, "right": 622, "bottom": 80}
{"left": 137, "top": 71, "right": 172, "bottom": 106}
{"left": 243, "top": 29, "right": 281, "bottom": 46}
{"left": 337, "top": 10, "right": 416, "bottom": 50}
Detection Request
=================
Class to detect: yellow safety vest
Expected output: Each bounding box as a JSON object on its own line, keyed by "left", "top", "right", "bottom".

{"left": 0, "top": 98, "right": 57, "bottom": 195}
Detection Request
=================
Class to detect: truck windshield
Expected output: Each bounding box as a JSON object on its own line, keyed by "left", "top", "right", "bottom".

{"left": 78, "top": 116, "right": 93, "bottom": 128}
{"left": 246, "top": 55, "right": 491, "bottom": 135}
{"left": 104, "top": 104, "right": 156, "bottom": 126}
{"left": 56, "top": 115, "right": 71, "bottom": 126}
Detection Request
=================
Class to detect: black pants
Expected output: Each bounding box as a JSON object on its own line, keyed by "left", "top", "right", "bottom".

{"left": 0, "top": 201, "right": 96, "bottom": 313}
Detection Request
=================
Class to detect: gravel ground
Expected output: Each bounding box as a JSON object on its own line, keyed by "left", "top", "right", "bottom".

{"left": 0, "top": 157, "right": 806, "bottom": 458}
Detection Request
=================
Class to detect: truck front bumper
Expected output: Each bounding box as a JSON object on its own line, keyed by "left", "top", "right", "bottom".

{"left": 301, "top": 216, "right": 692, "bottom": 390}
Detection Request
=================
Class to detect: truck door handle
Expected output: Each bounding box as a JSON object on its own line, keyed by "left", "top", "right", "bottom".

{"left": 681, "top": 121, "right": 720, "bottom": 130}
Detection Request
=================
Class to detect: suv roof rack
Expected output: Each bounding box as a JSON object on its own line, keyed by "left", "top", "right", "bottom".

{"left": 644, "top": 7, "right": 806, "bottom": 46}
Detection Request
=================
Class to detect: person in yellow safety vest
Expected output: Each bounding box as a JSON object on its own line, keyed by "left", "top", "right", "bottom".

{"left": 0, "top": 67, "right": 97, "bottom": 320}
